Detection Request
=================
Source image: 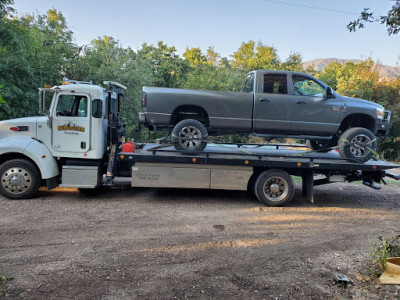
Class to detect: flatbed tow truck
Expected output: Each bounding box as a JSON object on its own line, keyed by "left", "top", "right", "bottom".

{"left": 0, "top": 80, "right": 398, "bottom": 206}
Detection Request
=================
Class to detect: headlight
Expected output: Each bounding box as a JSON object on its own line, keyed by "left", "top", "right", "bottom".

{"left": 377, "top": 107, "right": 384, "bottom": 120}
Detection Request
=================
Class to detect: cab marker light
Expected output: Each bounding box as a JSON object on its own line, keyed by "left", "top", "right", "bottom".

{"left": 10, "top": 126, "right": 29, "bottom": 131}
{"left": 120, "top": 155, "right": 125, "bottom": 159}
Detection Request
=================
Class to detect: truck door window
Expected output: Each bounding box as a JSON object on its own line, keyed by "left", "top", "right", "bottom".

{"left": 292, "top": 76, "right": 326, "bottom": 97}
{"left": 56, "top": 95, "right": 88, "bottom": 117}
{"left": 243, "top": 73, "right": 255, "bottom": 93}
{"left": 263, "top": 74, "right": 287, "bottom": 94}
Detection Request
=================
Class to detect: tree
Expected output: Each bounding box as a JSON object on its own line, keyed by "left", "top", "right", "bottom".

{"left": 0, "top": 0, "right": 14, "bottom": 19}
{"left": 183, "top": 47, "right": 205, "bottom": 67}
{"left": 137, "top": 41, "right": 188, "bottom": 87}
{"left": 0, "top": 85, "right": 5, "bottom": 103}
{"left": 205, "top": 47, "right": 221, "bottom": 66}
{"left": 281, "top": 52, "right": 304, "bottom": 72}
{"left": 348, "top": 1, "right": 400, "bottom": 35}
{"left": 231, "top": 41, "right": 280, "bottom": 73}
{"left": 184, "top": 64, "right": 242, "bottom": 91}
{"left": 317, "top": 59, "right": 378, "bottom": 101}
{"left": 0, "top": 7, "right": 79, "bottom": 120}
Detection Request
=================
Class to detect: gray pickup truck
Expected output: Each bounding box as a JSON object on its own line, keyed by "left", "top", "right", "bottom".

{"left": 139, "top": 70, "right": 391, "bottom": 162}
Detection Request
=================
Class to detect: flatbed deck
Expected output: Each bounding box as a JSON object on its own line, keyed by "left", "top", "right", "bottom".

{"left": 114, "top": 143, "right": 399, "bottom": 206}
{"left": 118, "top": 143, "right": 399, "bottom": 172}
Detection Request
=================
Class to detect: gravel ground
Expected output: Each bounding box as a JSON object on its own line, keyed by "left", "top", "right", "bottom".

{"left": 1, "top": 179, "right": 400, "bottom": 299}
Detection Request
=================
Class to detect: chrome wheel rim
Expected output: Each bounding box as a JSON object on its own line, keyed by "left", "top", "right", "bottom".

{"left": 178, "top": 126, "right": 202, "bottom": 149}
{"left": 1, "top": 167, "right": 32, "bottom": 195}
{"left": 263, "top": 176, "right": 288, "bottom": 202}
{"left": 350, "top": 134, "right": 371, "bottom": 158}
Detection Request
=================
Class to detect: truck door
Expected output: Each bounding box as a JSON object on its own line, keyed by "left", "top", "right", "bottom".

{"left": 51, "top": 93, "right": 90, "bottom": 153}
{"left": 253, "top": 73, "right": 293, "bottom": 133}
{"left": 289, "top": 75, "right": 340, "bottom": 135}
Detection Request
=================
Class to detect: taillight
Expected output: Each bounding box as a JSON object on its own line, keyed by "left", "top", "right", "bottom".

{"left": 142, "top": 92, "right": 147, "bottom": 108}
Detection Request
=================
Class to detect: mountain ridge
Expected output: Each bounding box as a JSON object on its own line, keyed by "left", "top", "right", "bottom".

{"left": 303, "top": 58, "right": 400, "bottom": 80}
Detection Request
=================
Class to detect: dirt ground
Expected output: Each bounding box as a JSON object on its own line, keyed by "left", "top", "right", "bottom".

{"left": 1, "top": 178, "right": 400, "bottom": 299}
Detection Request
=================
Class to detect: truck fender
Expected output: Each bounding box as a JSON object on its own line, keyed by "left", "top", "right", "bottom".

{"left": 0, "top": 136, "right": 59, "bottom": 179}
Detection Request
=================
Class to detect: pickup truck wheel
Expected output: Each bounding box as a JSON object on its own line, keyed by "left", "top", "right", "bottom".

{"left": 254, "top": 169, "right": 294, "bottom": 206}
{"left": 306, "top": 139, "right": 335, "bottom": 153}
{"left": 171, "top": 119, "right": 208, "bottom": 152}
{"left": 338, "top": 127, "right": 377, "bottom": 162}
{"left": 0, "top": 159, "right": 41, "bottom": 199}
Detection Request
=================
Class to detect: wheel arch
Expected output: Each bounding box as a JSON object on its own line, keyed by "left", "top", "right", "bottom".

{"left": 170, "top": 105, "right": 210, "bottom": 127}
{"left": 339, "top": 113, "right": 376, "bottom": 134}
{"left": 0, "top": 136, "right": 59, "bottom": 180}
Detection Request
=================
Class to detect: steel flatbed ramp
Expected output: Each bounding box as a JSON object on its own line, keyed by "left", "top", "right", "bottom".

{"left": 115, "top": 143, "right": 399, "bottom": 205}
{"left": 120, "top": 143, "right": 398, "bottom": 172}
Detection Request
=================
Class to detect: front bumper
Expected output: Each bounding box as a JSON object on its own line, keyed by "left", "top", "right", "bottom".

{"left": 376, "top": 111, "right": 392, "bottom": 136}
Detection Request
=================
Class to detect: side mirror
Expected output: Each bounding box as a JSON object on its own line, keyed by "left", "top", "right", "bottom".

{"left": 92, "top": 99, "right": 103, "bottom": 118}
{"left": 326, "top": 87, "right": 334, "bottom": 98}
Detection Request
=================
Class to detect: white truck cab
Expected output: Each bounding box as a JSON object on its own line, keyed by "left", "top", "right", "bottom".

{"left": 0, "top": 80, "right": 126, "bottom": 199}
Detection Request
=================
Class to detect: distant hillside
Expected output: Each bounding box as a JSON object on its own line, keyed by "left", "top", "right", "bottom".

{"left": 303, "top": 58, "right": 400, "bottom": 80}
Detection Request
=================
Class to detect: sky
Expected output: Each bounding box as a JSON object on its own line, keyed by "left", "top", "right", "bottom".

{"left": 12, "top": 0, "right": 400, "bottom": 66}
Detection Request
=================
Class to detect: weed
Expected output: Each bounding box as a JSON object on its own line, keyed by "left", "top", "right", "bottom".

{"left": 366, "top": 233, "right": 400, "bottom": 277}
{"left": 0, "top": 274, "right": 14, "bottom": 295}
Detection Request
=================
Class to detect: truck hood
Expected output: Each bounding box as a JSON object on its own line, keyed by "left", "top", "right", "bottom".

{"left": 339, "top": 95, "right": 383, "bottom": 109}
{"left": 0, "top": 116, "right": 45, "bottom": 139}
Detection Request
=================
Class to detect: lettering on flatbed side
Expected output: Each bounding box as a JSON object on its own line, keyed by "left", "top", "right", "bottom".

{"left": 136, "top": 173, "right": 161, "bottom": 181}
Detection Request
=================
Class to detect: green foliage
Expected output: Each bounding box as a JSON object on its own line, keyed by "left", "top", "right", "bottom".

{"left": 348, "top": 2, "right": 400, "bottom": 35}
{"left": 366, "top": 234, "right": 400, "bottom": 277}
{"left": 184, "top": 64, "right": 242, "bottom": 91}
{"left": 281, "top": 52, "right": 304, "bottom": 72}
{"left": 0, "top": 85, "right": 5, "bottom": 103}
{"left": 137, "top": 41, "right": 189, "bottom": 88}
{"left": 0, "top": 274, "right": 13, "bottom": 296}
{"left": 0, "top": 0, "right": 14, "bottom": 19}
{"left": 317, "top": 59, "right": 378, "bottom": 100}
{"left": 231, "top": 40, "right": 280, "bottom": 73}
{"left": 0, "top": 7, "right": 77, "bottom": 120}
{"left": 183, "top": 47, "right": 206, "bottom": 67}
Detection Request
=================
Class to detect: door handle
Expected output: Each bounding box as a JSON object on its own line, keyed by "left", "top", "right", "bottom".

{"left": 258, "top": 98, "right": 270, "bottom": 102}
{"left": 296, "top": 101, "right": 306, "bottom": 104}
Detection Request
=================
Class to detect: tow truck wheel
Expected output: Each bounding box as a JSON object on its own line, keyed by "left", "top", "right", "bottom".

{"left": 0, "top": 159, "right": 41, "bottom": 199}
{"left": 254, "top": 169, "right": 294, "bottom": 206}
{"left": 338, "top": 127, "right": 376, "bottom": 162}
{"left": 171, "top": 119, "right": 208, "bottom": 153}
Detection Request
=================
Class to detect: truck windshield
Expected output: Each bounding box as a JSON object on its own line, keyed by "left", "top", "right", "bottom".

{"left": 243, "top": 73, "right": 255, "bottom": 93}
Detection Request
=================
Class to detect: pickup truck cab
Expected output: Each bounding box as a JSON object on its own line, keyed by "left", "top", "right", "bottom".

{"left": 139, "top": 70, "right": 391, "bottom": 162}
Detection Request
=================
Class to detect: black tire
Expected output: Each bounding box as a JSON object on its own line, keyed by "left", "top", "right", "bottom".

{"left": 247, "top": 172, "right": 258, "bottom": 197}
{"left": 254, "top": 169, "right": 294, "bottom": 206}
{"left": 171, "top": 119, "right": 208, "bottom": 153}
{"left": 306, "top": 139, "right": 335, "bottom": 153}
{"left": 0, "top": 159, "right": 41, "bottom": 199}
{"left": 338, "top": 127, "right": 377, "bottom": 162}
